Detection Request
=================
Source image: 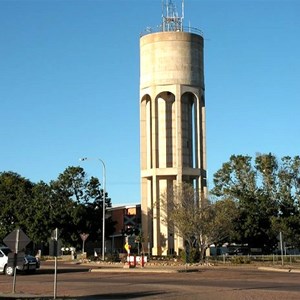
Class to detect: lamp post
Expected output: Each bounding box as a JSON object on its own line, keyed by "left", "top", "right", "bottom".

{"left": 79, "top": 157, "right": 106, "bottom": 261}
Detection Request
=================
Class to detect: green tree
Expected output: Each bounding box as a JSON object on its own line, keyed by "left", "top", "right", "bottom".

{"left": 0, "top": 166, "right": 114, "bottom": 253}
{"left": 160, "top": 182, "right": 213, "bottom": 261}
{"left": 26, "top": 181, "right": 54, "bottom": 246}
{"left": 0, "top": 172, "right": 34, "bottom": 241}
{"left": 50, "top": 166, "right": 113, "bottom": 248}
{"left": 271, "top": 156, "right": 300, "bottom": 248}
{"left": 211, "top": 154, "right": 300, "bottom": 253}
{"left": 209, "top": 198, "right": 238, "bottom": 246}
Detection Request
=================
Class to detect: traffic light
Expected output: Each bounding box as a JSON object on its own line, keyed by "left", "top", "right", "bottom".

{"left": 125, "top": 227, "right": 133, "bottom": 236}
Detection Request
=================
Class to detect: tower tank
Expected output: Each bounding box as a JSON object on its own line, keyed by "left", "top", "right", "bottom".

{"left": 140, "top": 32, "right": 204, "bottom": 89}
{"left": 140, "top": 1, "right": 206, "bottom": 256}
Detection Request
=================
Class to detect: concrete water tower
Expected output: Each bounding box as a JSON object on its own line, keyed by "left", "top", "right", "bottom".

{"left": 140, "top": 0, "right": 207, "bottom": 256}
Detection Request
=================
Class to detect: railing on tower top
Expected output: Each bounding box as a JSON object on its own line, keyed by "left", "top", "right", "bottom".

{"left": 140, "top": 25, "right": 203, "bottom": 37}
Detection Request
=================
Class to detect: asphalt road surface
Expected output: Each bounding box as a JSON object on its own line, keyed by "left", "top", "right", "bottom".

{"left": 1, "top": 262, "right": 300, "bottom": 299}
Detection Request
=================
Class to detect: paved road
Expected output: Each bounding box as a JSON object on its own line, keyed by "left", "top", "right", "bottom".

{"left": 1, "top": 262, "right": 300, "bottom": 299}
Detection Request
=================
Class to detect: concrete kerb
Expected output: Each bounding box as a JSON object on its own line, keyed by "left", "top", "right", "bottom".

{"left": 90, "top": 267, "right": 178, "bottom": 273}
{"left": 49, "top": 260, "right": 300, "bottom": 274}
{"left": 79, "top": 260, "right": 203, "bottom": 273}
{"left": 84, "top": 261, "right": 300, "bottom": 274}
{"left": 258, "top": 266, "right": 300, "bottom": 273}
{"left": 88, "top": 265, "right": 300, "bottom": 274}
{"left": 88, "top": 264, "right": 201, "bottom": 273}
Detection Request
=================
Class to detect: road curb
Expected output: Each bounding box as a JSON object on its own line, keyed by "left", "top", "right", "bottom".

{"left": 258, "top": 267, "right": 300, "bottom": 273}
{"left": 89, "top": 267, "right": 179, "bottom": 273}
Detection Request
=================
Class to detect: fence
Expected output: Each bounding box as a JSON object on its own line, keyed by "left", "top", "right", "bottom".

{"left": 206, "top": 254, "right": 300, "bottom": 266}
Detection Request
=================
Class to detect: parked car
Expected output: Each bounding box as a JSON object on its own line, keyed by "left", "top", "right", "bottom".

{"left": 227, "top": 247, "right": 250, "bottom": 256}
{"left": 0, "top": 246, "right": 40, "bottom": 276}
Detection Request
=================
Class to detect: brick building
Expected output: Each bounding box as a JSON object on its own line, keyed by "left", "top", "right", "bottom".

{"left": 106, "top": 204, "right": 141, "bottom": 254}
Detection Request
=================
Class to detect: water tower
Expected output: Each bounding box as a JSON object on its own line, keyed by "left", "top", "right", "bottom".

{"left": 140, "top": 0, "right": 207, "bottom": 256}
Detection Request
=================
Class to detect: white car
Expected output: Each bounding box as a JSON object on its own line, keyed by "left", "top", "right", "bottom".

{"left": 0, "top": 246, "right": 40, "bottom": 276}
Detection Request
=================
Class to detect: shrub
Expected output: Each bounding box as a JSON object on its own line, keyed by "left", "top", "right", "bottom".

{"left": 231, "top": 256, "right": 251, "bottom": 264}
{"left": 180, "top": 248, "right": 200, "bottom": 263}
{"left": 105, "top": 252, "right": 121, "bottom": 262}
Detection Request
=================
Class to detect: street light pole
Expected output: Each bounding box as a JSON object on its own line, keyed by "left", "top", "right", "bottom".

{"left": 79, "top": 157, "right": 106, "bottom": 261}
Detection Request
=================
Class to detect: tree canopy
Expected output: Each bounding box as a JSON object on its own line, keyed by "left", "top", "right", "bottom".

{"left": 2, "top": 152, "right": 299, "bottom": 257}
{"left": 0, "top": 167, "right": 113, "bottom": 252}
{"left": 212, "top": 153, "right": 300, "bottom": 252}
{"left": 159, "top": 182, "right": 236, "bottom": 261}
{"left": 157, "top": 153, "right": 300, "bottom": 260}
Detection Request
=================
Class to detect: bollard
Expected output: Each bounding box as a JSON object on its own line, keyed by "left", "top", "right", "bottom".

{"left": 141, "top": 255, "right": 144, "bottom": 267}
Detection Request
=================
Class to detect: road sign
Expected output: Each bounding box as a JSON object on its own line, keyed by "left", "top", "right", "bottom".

{"left": 124, "top": 215, "right": 135, "bottom": 226}
{"left": 80, "top": 233, "right": 89, "bottom": 254}
{"left": 51, "top": 228, "right": 59, "bottom": 241}
{"left": 7, "top": 252, "right": 25, "bottom": 268}
{"left": 49, "top": 229, "right": 61, "bottom": 257}
{"left": 124, "top": 243, "right": 131, "bottom": 254}
{"left": 80, "top": 233, "right": 89, "bottom": 241}
{"left": 3, "top": 229, "right": 31, "bottom": 253}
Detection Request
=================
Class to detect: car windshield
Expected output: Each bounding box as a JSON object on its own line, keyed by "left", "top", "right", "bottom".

{"left": 1, "top": 248, "right": 12, "bottom": 255}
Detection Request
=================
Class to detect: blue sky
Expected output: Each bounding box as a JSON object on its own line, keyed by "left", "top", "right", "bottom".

{"left": 1, "top": 0, "right": 299, "bottom": 205}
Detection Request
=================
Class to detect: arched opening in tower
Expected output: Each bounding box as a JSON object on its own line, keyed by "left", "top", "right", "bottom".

{"left": 156, "top": 92, "right": 176, "bottom": 168}
{"left": 140, "top": 94, "right": 152, "bottom": 170}
{"left": 181, "top": 92, "right": 198, "bottom": 169}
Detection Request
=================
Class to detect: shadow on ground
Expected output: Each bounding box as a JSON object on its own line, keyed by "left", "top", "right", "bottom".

{"left": 0, "top": 290, "right": 165, "bottom": 299}
{"left": 14, "top": 268, "right": 91, "bottom": 276}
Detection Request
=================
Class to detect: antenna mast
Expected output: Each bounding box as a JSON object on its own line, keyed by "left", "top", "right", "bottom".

{"left": 162, "top": 0, "right": 184, "bottom": 32}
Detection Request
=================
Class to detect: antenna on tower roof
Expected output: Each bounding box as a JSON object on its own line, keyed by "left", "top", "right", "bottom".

{"left": 161, "top": 0, "right": 184, "bottom": 32}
